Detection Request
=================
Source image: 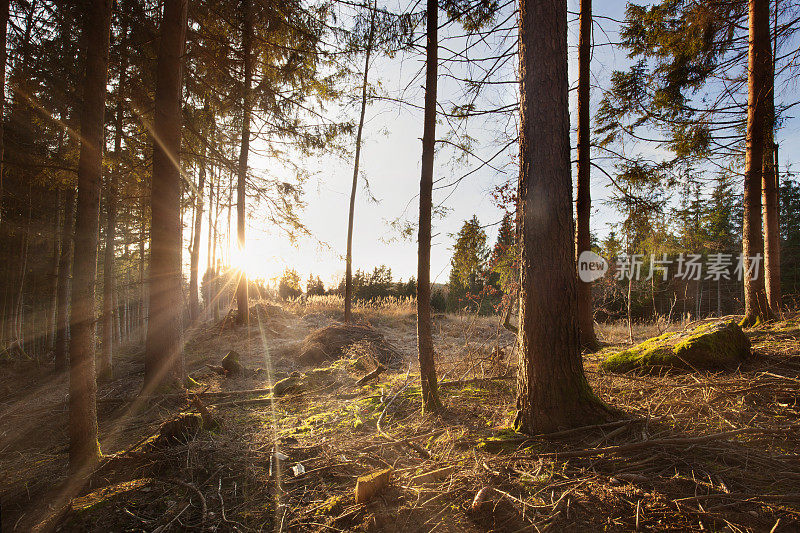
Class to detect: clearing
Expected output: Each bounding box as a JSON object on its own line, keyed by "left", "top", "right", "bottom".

{"left": 2, "top": 299, "right": 800, "bottom": 532}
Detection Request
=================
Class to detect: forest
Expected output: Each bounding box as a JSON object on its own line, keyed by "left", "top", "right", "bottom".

{"left": 2, "top": 0, "right": 800, "bottom": 531}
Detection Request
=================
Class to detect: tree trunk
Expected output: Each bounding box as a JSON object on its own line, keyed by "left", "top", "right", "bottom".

{"left": 54, "top": 188, "right": 76, "bottom": 369}
{"left": 189, "top": 102, "right": 208, "bottom": 321}
{"left": 144, "top": 0, "right": 188, "bottom": 390}
{"left": 345, "top": 7, "right": 375, "bottom": 324}
{"left": 416, "top": 0, "right": 442, "bottom": 412}
{"left": 69, "top": 0, "right": 112, "bottom": 473}
{"left": 99, "top": 75, "right": 125, "bottom": 381}
{"left": 235, "top": 0, "right": 252, "bottom": 326}
{"left": 741, "top": 0, "right": 773, "bottom": 327}
{"left": 48, "top": 189, "right": 63, "bottom": 353}
{"left": 0, "top": 0, "right": 9, "bottom": 233}
{"left": 514, "top": 0, "right": 611, "bottom": 434}
{"left": 762, "top": 20, "right": 780, "bottom": 315}
{"left": 138, "top": 196, "right": 146, "bottom": 341}
{"left": 575, "top": 0, "right": 597, "bottom": 350}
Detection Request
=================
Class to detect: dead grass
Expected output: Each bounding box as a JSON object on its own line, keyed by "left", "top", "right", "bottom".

{"left": 2, "top": 304, "right": 800, "bottom": 532}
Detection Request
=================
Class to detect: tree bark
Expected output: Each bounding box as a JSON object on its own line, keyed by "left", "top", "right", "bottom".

{"left": 47, "top": 189, "right": 63, "bottom": 354}
{"left": 741, "top": 0, "right": 773, "bottom": 327}
{"left": 416, "top": 0, "right": 442, "bottom": 412}
{"left": 144, "top": 0, "right": 188, "bottom": 390}
{"left": 235, "top": 0, "right": 252, "bottom": 326}
{"left": 514, "top": 0, "right": 611, "bottom": 434}
{"left": 138, "top": 195, "right": 146, "bottom": 341}
{"left": 54, "top": 188, "right": 76, "bottom": 369}
{"left": 345, "top": 7, "right": 375, "bottom": 324}
{"left": 0, "top": 0, "right": 9, "bottom": 233}
{"left": 99, "top": 56, "right": 126, "bottom": 381}
{"left": 69, "top": 0, "right": 112, "bottom": 473}
{"left": 762, "top": 19, "right": 780, "bottom": 315}
{"left": 189, "top": 101, "right": 208, "bottom": 321}
{"left": 575, "top": 0, "right": 597, "bottom": 350}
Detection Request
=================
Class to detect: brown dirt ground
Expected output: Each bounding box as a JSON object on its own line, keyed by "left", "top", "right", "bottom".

{"left": 1, "top": 302, "right": 800, "bottom": 532}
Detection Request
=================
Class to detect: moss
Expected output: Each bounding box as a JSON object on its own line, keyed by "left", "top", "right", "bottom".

{"left": 477, "top": 427, "right": 528, "bottom": 454}
{"left": 602, "top": 321, "right": 750, "bottom": 373}
{"left": 315, "top": 495, "right": 346, "bottom": 516}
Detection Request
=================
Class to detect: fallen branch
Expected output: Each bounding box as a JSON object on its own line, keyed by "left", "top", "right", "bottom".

{"left": 356, "top": 364, "right": 386, "bottom": 386}
{"left": 157, "top": 479, "right": 207, "bottom": 532}
{"left": 519, "top": 427, "right": 770, "bottom": 460}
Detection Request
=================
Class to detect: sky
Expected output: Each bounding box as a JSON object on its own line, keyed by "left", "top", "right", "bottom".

{"left": 189, "top": 0, "right": 800, "bottom": 290}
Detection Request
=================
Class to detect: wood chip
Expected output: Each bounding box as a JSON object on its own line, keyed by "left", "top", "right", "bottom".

{"left": 355, "top": 468, "right": 392, "bottom": 504}
{"left": 410, "top": 465, "right": 455, "bottom": 485}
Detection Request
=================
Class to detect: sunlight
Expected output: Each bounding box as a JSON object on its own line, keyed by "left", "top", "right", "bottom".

{"left": 229, "top": 244, "right": 267, "bottom": 280}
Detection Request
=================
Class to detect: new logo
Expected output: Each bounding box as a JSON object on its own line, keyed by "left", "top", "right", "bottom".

{"left": 577, "top": 250, "right": 608, "bottom": 282}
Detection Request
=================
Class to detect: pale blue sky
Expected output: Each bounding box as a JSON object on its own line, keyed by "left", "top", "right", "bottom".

{"left": 191, "top": 0, "right": 800, "bottom": 289}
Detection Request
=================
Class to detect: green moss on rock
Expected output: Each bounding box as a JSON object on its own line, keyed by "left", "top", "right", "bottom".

{"left": 602, "top": 321, "right": 750, "bottom": 373}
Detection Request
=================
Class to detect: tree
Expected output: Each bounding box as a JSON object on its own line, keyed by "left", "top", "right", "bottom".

{"left": 762, "top": 23, "right": 780, "bottom": 313}
{"left": 306, "top": 274, "right": 325, "bottom": 296}
{"left": 144, "top": 0, "right": 189, "bottom": 390}
{"left": 278, "top": 268, "right": 302, "bottom": 300}
{"left": 69, "top": 0, "right": 113, "bottom": 473}
{"left": 416, "top": 0, "right": 442, "bottom": 412}
{"left": 575, "top": 0, "right": 597, "bottom": 349}
{"left": 514, "top": 0, "right": 611, "bottom": 434}
{"left": 490, "top": 211, "right": 516, "bottom": 294}
{"left": 780, "top": 177, "right": 800, "bottom": 294}
{"left": 189, "top": 101, "right": 209, "bottom": 321}
{"left": 0, "top": 0, "right": 8, "bottom": 232}
{"left": 99, "top": 6, "right": 129, "bottom": 381}
{"left": 54, "top": 188, "right": 75, "bottom": 370}
{"left": 448, "top": 215, "right": 489, "bottom": 311}
{"left": 741, "top": 0, "right": 773, "bottom": 327}
{"left": 235, "top": 0, "right": 253, "bottom": 326}
{"left": 345, "top": 3, "right": 376, "bottom": 323}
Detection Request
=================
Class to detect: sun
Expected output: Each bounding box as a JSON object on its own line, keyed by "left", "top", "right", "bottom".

{"left": 229, "top": 243, "right": 276, "bottom": 281}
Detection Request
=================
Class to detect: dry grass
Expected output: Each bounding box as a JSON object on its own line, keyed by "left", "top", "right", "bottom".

{"left": 284, "top": 295, "right": 418, "bottom": 320}
{"left": 2, "top": 304, "right": 800, "bottom": 532}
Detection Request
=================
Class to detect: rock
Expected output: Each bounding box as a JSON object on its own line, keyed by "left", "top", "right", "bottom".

{"left": 601, "top": 321, "right": 750, "bottom": 373}
{"left": 221, "top": 350, "right": 243, "bottom": 375}
{"left": 273, "top": 372, "right": 305, "bottom": 396}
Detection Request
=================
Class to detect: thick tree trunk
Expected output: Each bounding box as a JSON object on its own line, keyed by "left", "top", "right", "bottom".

{"left": 189, "top": 102, "right": 208, "bottom": 321}
{"left": 48, "top": 189, "right": 63, "bottom": 352}
{"left": 741, "top": 0, "right": 773, "bottom": 327}
{"left": 69, "top": 0, "right": 112, "bottom": 473}
{"left": 189, "top": 165, "right": 205, "bottom": 320}
{"left": 0, "top": 0, "right": 9, "bottom": 233}
{"left": 143, "top": 0, "right": 188, "bottom": 390}
{"left": 235, "top": 0, "right": 252, "bottom": 326}
{"left": 138, "top": 196, "right": 146, "bottom": 340}
{"left": 345, "top": 8, "right": 375, "bottom": 324}
{"left": 99, "top": 91, "right": 124, "bottom": 381}
{"left": 762, "top": 28, "right": 780, "bottom": 315}
{"left": 416, "top": 0, "right": 442, "bottom": 412}
{"left": 207, "top": 156, "right": 214, "bottom": 272}
{"left": 514, "top": 0, "right": 611, "bottom": 434}
{"left": 54, "top": 188, "right": 76, "bottom": 369}
{"left": 575, "top": 0, "right": 597, "bottom": 350}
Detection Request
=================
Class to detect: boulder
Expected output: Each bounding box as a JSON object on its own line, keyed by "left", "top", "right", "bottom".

{"left": 221, "top": 350, "right": 243, "bottom": 375}
{"left": 601, "top": 320, "right": 750, "bottom": 373}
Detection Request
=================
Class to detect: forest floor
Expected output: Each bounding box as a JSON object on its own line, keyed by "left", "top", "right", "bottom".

{"left": 2, "top": 299, "right": 800, "bottom": 532}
